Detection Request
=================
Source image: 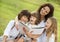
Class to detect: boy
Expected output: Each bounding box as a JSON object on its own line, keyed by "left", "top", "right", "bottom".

{"left": 2, "top": 10, "right": 31, "bottom": 42}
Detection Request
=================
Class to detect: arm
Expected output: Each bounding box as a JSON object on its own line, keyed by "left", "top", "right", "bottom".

{"left": 23, "top": 27, "right": 41, "bottom": 39}
{"left": 3, "top": 20, "right": 14, "bottom": 42}
{"left": 26, "top": 32, "right": 41, "bottom": 38}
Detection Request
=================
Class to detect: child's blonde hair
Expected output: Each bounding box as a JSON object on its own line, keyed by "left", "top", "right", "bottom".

{"left": 46, "top": 17, "right": 57, "bottom": 42}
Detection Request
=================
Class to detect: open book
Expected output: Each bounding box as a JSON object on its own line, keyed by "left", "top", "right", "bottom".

{"left": 18, "top": 22, "right": 44, "bottom": 34}
{"left": 29, "top": 27, "right": 44, "bottom": 34}
{"left": 18, "top": 22, "right": 30, "bottom": 34}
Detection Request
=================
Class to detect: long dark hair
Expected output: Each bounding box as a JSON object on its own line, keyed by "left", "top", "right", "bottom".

{"left": 37, "top": 3, "right": 54, "bottom": 22}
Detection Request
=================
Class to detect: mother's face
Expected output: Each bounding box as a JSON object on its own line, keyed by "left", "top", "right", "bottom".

{"left": 40, "top": 6, "right": 50, "bottom": 16}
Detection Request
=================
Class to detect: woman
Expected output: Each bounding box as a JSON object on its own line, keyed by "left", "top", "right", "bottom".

{"left": 37, "top": 3, "right": 54, "bottom": 27}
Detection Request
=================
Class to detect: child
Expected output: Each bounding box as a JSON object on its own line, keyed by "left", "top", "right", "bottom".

{"left": 26, "top": 12, "right": 41, "bottom": 33}
{"left": 37, "top": 17, "right": 57, "bottom": 42}
{"left": 2, "top": 10, "right": 31, "bottom": 42}
{"left": 23, "top": 13, "right": 42, "bottom": 42}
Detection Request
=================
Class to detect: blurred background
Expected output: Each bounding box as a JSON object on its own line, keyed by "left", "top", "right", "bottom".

{"left": 0, "top": 0, "right": 60, "bottom": 42}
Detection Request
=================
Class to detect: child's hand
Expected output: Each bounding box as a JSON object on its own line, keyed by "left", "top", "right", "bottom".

{"left": 23, "top": 27, "right": 27, "bottom": 32}
{"left": 30, "top": 31, "right": 33, "bottom": 33}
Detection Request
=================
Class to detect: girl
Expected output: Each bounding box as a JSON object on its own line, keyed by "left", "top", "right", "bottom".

{"left": 37, "top": 17, "right": 57, "bottom": 42}
{"left": 23, "top": 13, "right": 41, "bottom": 42}
{"left": 2, "top": 10, "right": 31, "bottom": 42}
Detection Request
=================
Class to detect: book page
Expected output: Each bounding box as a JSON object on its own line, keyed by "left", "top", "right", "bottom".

{"left": 30, "top": 27, "right": 44, "bottom": 34}
{"left": 18, "top": 22, "right": 30, "bottom": 34}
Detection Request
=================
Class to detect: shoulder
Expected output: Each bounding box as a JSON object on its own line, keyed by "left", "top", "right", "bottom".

{"left": 7, "top": 20, "right": 15, "bottom": 26}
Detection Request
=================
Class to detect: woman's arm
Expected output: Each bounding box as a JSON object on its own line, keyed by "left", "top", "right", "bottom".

{"left": 26, "top": 32, "right": 40, "bottom": 38}
{"left": 23, "top": 27, "right": 41, "bottom": 39}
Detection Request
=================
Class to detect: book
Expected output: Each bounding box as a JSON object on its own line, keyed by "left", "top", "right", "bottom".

{"left": 18, "top": 22, "right": 44, "bottom": 34}
{"left": 29, "top": 27, "right": 44, "bottom": 34}
{"left": 18, "top": 22, "right": 30, "bottom": 34}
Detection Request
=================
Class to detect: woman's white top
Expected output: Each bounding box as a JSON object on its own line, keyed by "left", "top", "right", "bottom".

{"left": 37, "top": 20, "right": 45, "bottom": 27}
{"left": 3, "top": 20, "right": 20, "bottom": 39}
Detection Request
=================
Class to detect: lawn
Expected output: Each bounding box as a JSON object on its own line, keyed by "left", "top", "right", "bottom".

{"left": 0, "top": 0, "right": 60, "bottom": 42}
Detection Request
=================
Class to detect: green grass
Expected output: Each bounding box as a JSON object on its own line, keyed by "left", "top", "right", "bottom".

{"left": 0, "top": 0, "right": 60, "bottom": 42}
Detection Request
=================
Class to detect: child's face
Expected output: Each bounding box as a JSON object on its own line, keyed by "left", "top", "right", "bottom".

{"left": 45, "top": 18, "right": 52, "bottom": 30}
{"left": 20, "top": 16, "right": 28, "bottom": 23}
{"left": 30, "top": 16, "right": 37, "bottom": 25}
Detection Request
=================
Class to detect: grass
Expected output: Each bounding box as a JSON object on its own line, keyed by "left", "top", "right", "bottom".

{"left": 0, "top": 0, "right": 60, "bottom": 42}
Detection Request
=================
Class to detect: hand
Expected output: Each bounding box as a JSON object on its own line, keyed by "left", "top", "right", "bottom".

{"left": 30, "top": 31, "right": 33, "bottom": 33}
{"left": 23, "top": 27, "right": 27, "bottom": 32}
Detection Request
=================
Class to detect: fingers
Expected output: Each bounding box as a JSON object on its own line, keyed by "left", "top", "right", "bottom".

{"left": 30, "top": 31, "right": 33, "bottom": 33}
{"left": 23, "top": 27, "right": 26, "bottom": 32}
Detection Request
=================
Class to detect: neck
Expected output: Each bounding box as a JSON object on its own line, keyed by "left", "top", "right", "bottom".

{"left": 40, "top": 15, "right": 45, "bottom": 21}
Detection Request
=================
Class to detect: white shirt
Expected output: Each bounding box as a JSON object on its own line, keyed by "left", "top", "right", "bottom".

{"left": 3, "top": 20, "right": 20, "bottom": 38}
{"left": 49, "top": 34, "right": 55, "bottom": 42}
{"left": 37, "top": 20, "right": 45, "bottom": 27}
{"left": 37, "top": 32, "right": 55, "bottom": 42}
{"left": 26, "top": 20, "right": 45, "bottom": 34}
